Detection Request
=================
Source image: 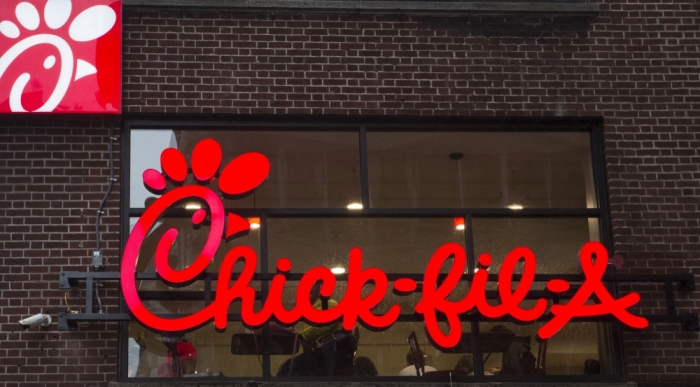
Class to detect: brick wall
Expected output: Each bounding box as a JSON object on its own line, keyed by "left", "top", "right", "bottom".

{"left": 122, "top": 7, "right": 700, "bottom": 380}
{"left": 1, "top": 0, "right": 699, "bottom": 385}
{"left": 0, "top": 119, "right": 122, "bottom": 387}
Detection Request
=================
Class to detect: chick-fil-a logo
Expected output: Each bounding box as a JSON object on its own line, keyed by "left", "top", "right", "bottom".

{"left": 121, "top": 139, "right": 649, "bottom": 348}
{"left": 0, "top": 0, "right": 120, "bottom": 113}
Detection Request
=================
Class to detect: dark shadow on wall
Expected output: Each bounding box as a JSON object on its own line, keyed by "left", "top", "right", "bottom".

{"left": 417, "top": 15, "right": 594, "bottom": 39}
{"left": 122, "top": 9, "right": 594, "bottom": 40}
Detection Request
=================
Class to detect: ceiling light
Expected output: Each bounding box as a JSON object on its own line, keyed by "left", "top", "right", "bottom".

{"left": 185, "top": 203, "right": 202, "bottom": 210}
{"left": 507, "top": 204, "right": 524, "bottom": 210}
{"left": 453, "top": 217, "right": 465, "bottom": 231}
{"left": 347, "top": 202, "right": 363, "bottom": 210}
{"left": 331, "top": 267, "right": 346, "bottom": 275}
{"left": 248, "top": 217, "right": 261, "bottom": 230}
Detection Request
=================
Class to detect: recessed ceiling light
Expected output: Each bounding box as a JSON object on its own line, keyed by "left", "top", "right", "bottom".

{"left": 507, "top": 204, "right": 524, "bottom": 210}
{"left": 347, "top": 202, "right": 363, "bottom": 210}
{"left": 331, "top": 267, "right": 346, "bottom": 274}
{"left": 185, "top": 203, "right": 202, "bottom": 210}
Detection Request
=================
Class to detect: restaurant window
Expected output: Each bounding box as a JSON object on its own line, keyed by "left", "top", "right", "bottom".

{"left": 122, "top": 119, "right": 619, "bottom": 381}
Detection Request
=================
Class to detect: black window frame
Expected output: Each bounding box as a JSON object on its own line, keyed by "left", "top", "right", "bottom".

{"left": 119, "top": 115, "right": 625, "bottom": 383}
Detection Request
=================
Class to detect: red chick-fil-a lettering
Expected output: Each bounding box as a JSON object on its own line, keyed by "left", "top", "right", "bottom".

{"left": 415, "top": 244, "right": 549, "bottom": 348}
{"left": 121, "top": 138, "right": 648, "bottom": 347}
{"left": 537, "top": 241, "right": 649, "bottom": 339}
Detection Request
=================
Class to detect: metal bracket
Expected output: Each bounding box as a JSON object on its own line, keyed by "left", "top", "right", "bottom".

{"left": 58, "top": 312, "right": 78, "bottom": 331}
{"left": 58, "top": 270, "right": 698, "bottom": 332}
{"left": 58, "top": 312, "right": 132, "bottom": 331}
{"left": 677, "top": 273, "right": 695, "bottom": 291}
{"left": 681, "top": 314, "right": 700, "bottom": 332}
{"left": 60, "top": 271, "right": 121, "bottom": 289}
{"left": 59, "top": 272, "right": 78, "bottom": 289}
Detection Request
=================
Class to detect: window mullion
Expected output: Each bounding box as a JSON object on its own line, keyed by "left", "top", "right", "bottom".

{"left": 260, "top": 213, "right": 271, "bottom": 378}
{"left": 359, "top": 125, "right": 370, "bottom": 209}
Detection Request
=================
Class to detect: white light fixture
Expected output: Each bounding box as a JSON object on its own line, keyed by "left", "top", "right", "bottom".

{"left": 507, "top": 204, "right": 524, "bottom": 210}
{"left": 347, "top": 202, "right": 363, "bottom": 210}
{"left": 248, "top": 217, "right": 261, "bottom": 230}
{"left": 331, "top": 267, "right": 346, "bottom": 274}
{"left": 185, "top": 203, "right": 202, "bottom": 210}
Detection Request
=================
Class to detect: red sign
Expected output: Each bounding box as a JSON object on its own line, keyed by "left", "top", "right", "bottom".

{"left": 121, "top": 139, "right": 648, "bottom": 347}
{"left": 0, "top": 0, "right": 121, "bottom": 113}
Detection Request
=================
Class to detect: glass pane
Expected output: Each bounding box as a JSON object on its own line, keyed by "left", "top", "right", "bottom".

{"left": 130, "top": 129, "right": 361, "bottom": 208}
{"left": 472, "top": 218, "right": 600, "bottom": 275}
{"left": 479, "top": 322, "right": 613, "bottom": 375}
{"left": 356, "top": 322, "right": 473, "bottom": 377}
{"left": 367, "top": 132, "right": 596, "bottom": 209}
{"left": 267, "top": 218, "right": 466, "bottom": 273}
{"left": 128, "top": 216, "right": 262, "bottom": 315}
{"left": 275, "top": 280, "right": 424, "bottom": 318}
{"left": 130, "top": 129, "right": 178, "bottom": 210}
{"left": 128, "top": 322, "right": 262, "bottom": 378}
{"left": 129, "top": 216, "right": 260, "bottom": 286}
{"left": 140, "top": 300, "right": 205, "bottom": 315}
{"left": 268, "top": 322, "right": 474, "bottom": 378}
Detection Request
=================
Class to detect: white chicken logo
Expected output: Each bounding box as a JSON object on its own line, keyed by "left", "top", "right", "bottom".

{"left": 0, "top": 0, "right": 117, "bottom": 112}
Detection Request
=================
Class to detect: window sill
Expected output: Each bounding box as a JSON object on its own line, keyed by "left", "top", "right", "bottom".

{"left": 122, "top": 0, "right": 599, "bottom": 17}
{"left": 111, "top": 382, "right": 633, "bottom": 387}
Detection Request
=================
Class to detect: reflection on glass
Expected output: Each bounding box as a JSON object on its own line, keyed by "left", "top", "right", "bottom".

{"left": 479, "top": 322, "right": 612, "bottom": 375}
{"left": 268, "top": 218, "right": 465, "bottom": 273}
{"left": 473, "top": 218, "right": 600, "bottom": 275}
{"left": 368, "top": 132, "right": 596, "bottom": 209}
{"left": 128, "top": 322, "right": 262, "bottom": 378}
{"left": 130, "top": 130, "right": 178, "bottom": 209}
{"left": 130, "top": 129, "right": 361, "bottom": 208}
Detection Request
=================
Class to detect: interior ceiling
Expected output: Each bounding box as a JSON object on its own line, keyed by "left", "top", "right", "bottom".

{"left": 134, "top": 129, "right": 594, "bottom": 209}
{"left": 366, "top": 131, "right": 591, "bottom": 154}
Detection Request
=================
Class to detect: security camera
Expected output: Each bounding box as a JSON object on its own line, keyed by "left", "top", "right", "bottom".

{"left": 19, "top": 314, "right": 52, "bottom": 329}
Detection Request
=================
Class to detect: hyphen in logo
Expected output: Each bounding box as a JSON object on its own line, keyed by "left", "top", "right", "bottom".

{"left": 0, "top": 0, "right": 120, "bottom": 113}
{"left": 122, "top": 139, "right": 649, "bottom": 347}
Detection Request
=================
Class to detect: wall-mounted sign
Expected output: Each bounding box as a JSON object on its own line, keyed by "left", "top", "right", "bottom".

{"left": 121, "top": 139, "right": 649, "bottom": 348}
{"left": 0, "top": 0, "right": 120, "bottom": 113}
